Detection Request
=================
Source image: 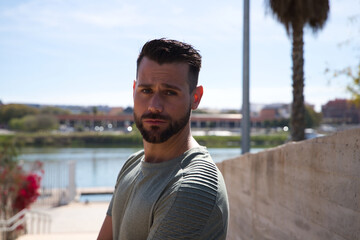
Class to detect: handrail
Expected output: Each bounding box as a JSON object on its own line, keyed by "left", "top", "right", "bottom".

{"left": 0, "top": 209, "right": 27, "bottom": 228}
{"left": 0, "top": 209, "right": 51, "bottom": 233}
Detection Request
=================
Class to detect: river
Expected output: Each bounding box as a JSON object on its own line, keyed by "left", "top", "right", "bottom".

{"left": 18, "top": 147, "right": 264, "bottom": 202}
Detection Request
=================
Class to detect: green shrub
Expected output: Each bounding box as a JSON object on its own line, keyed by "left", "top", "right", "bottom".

{"left": 3, "top": 132, "right": 288, "bottom": 148}
{"left": 9, "top": 115, "right": 58, "bottom": 132}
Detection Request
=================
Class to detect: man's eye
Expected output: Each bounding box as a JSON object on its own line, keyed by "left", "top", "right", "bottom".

{"left": 165, "top": 90, "right": 177, "bottom": 96}
{"left": 141, "top": 89, "right": 152, "bottom": 94}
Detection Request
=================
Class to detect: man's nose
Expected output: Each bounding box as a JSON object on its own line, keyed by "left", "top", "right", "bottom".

{"left": 148, "top": 94, "right": 163, "bottom": 113}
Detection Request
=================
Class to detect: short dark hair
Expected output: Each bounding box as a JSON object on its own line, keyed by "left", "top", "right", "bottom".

{"left": 136, "top": 38, "right": 202, "bottom": 93}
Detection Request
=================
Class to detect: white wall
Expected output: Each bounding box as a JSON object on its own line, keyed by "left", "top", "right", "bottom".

{"left": 217, "top": 128, "right": 360, "bottom": 240}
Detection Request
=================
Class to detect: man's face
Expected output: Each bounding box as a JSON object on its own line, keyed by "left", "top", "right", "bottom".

{"left": 133, "top": 57, "right": 193, "bottom": 143}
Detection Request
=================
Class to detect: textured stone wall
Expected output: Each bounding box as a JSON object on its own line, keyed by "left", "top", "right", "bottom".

{"left": 217, "top": 128, "right": 360, "bottom": 240}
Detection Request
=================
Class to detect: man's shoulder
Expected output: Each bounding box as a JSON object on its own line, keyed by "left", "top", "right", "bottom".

{"left": 123, "top": 149, "right": 144, "bottom": 168}
{"left": 179, "top": 147, "right": 220, "bottom": 196}
{"left": 115, "top": 149, "right": 144, "bottom": 183}
{"left": 180, "top": 147, "right": 217, "bottom": 175}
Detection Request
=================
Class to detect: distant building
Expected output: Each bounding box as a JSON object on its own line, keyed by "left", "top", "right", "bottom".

{"left": 56, "top": 103, "right": 300, "bottom": 132}
{"left": 108, "top": 107, "right": 124, "bottom": 116}
{"left": 251, "top": 103, "right": 291, "bottom": 127}
{"left": 57, "top": 114, "right": 134, "bottom": 131}
{"left": 190, "top": 114, "right": 241, "bottom": 129}
{"left": 123, "top": 107, "right": 134, "bottom": 114}
{"left": 56, "top": 113, "right": 242, "bottom": 132}
{"left": 321, "top": 99, "right": 360, "bottom": 124}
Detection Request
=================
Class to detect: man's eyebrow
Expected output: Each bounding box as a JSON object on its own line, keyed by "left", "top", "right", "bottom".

{"left": 137, "top": 83, "right": 153, "bottom": 88}
{"left": 137, "top": 83, "right": 182, "bottom": 91}
{"left": 161, "top": 83, "right": 181, "bottom": 91}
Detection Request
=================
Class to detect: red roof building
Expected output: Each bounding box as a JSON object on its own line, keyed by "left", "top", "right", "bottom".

{"left": 56, "top": 113, "right": 242, "bottom": 131}
{"left": 321, "top": 99, "right": 360, "bottom": 124}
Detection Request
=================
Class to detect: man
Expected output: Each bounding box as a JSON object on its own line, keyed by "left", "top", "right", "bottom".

{"left": 98, "top": 39, "right": 229, "bottom": 240}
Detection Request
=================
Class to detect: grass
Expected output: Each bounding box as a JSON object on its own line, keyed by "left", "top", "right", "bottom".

{"left": 0, "top": 131, "right": 289, "bottom": 148}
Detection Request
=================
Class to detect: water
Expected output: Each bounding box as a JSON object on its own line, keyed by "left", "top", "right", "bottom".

{"left": 18, "top": 147, "right": 264, "bottom": 201}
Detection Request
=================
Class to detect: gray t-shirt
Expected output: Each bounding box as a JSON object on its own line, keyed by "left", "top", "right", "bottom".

{"left": 107, "top": 146, "right": 229, "bottom": 240}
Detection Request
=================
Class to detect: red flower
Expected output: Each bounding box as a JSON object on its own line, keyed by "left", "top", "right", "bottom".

{"left": 12, "top": 172, "right": 42, "bottom": 210}
{"left": 19, "top": 189, "right": 27, "bottom": 197}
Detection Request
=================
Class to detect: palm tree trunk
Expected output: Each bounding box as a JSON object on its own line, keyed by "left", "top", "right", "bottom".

{"left": 291, "top": 25, "right": 305, "bottom": 141}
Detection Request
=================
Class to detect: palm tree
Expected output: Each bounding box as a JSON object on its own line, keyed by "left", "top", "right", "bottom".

{"left": 265, "top": 0, "right": 329, "bottom": 141}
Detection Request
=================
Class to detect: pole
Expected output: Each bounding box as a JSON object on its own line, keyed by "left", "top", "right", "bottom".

{"left": 241, "top": 0, "right": 250, "bottom": 154}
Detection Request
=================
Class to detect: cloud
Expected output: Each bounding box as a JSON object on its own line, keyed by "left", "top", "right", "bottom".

{"left": 0, "top": 0, "right": 244, "bottom": 42}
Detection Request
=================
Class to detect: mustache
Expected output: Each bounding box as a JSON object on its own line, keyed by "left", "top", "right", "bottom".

{"left": 141, "top": 113, "right": 170, "bottom": 120}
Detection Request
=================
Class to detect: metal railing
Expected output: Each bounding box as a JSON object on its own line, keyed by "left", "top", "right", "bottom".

{"left": 0, "top": 209, "right": 51, "bottom": 239}
{"left": 23, "top": 160, "right": 76, "bottom": 207}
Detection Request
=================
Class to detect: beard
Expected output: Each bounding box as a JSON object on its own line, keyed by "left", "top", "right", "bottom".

{"left": 134, "top": 106, "right": 191, "bottom": 144}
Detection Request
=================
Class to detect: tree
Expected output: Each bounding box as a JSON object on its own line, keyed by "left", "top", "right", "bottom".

{"left": 345, "top": 65, "right": 360, "bottom": 105}
{"left": 0, "top": 104, "right": 39, "bottom": 126}
{"left": 92, "top": 106, "right": 98, "bottom": 116}
{"left": 40, "top": 106, "right": 71, "bottom": 115}
{"left": 331, "top": 65, "right": 360, "bottom": 105}
{"left": 9, "top": 115, "right": 59, "bottom": 132}
{"left": 304, "top": 105, "right": 322, "bottom": 128}
{"left": 326, "top": 12, "right": 360, "bottom": 106}
{"left": 265, "top": 0, "right": 329, "bottom": 141}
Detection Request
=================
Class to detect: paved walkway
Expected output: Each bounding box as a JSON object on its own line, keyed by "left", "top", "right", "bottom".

{"left": 18, "top": 202, "right": 109, "bottom": 240}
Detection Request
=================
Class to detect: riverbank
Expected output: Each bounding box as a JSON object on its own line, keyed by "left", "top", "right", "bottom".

{"left": 0, "top": 131, "right": 288, "bottom": 148}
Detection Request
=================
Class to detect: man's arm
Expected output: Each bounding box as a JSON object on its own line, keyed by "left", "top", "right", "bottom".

{"left": 97, "top": 215, "right": 113, "bottom": 240}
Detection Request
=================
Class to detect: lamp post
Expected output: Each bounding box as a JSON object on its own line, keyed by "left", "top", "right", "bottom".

{"left": 241, "top": 0, "right": 250, "bottom": 154}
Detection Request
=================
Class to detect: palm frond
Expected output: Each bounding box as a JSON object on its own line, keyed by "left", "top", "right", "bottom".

{"left": 265, "top": 0, "right": 329, "bottom": 35}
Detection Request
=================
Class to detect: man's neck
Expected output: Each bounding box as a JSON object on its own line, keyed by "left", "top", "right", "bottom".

{"left": 143, "top": 126, "right": 199, "bottom": 163}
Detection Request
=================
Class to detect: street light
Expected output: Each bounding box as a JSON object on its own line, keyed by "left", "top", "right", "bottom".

{"left": 241, "top": 0, "right": 250, "bottom": 154}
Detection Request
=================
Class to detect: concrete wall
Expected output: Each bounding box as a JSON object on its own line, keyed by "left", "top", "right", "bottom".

{"left": 217, "top": 128, "right": 360, "bottom": 240}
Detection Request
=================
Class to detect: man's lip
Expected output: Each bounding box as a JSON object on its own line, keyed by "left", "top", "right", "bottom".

{"left": 143, "top": 119, "right": 167, "bottom": 124}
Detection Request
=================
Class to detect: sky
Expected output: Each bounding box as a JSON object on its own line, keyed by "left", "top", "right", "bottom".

{"left": 0, "top": 0, "right": 359, "bottom": 111}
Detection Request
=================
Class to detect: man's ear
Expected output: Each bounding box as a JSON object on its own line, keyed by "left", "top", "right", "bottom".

{"left": 191, "top": 86, "right": 203, "bottom": 110}
{"left": 133, "top": 80, "right": 136, "bottom": 98}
